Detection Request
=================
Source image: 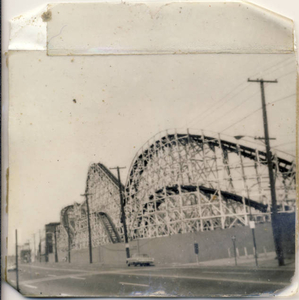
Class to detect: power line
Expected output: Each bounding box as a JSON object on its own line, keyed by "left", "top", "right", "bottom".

{"left": 268, "top": 93, "right": 296, "bottom": 105}
{"left": 272, "top": 141, "right": 296, "bottom": 148}
{"left": 186, "top": 57, "right": 294, "bottom": 129}
{"left": 273, "top": 134, "right": 296, "bottom": 137}
{"left": 258, "top": 57, "right": 293, "bottom": 74}
{"left": 220, "top": 107, "right": 262, "bottom": 133}
{"left": 218, "top": 132, "right": 296, "bottom": 158}
{"left": 186, "top": 82, "right": 250, "bottom": 128}
{"left": 260, "top": 58, "right": 294, "bottom": 78}
{"left": 204, "top": 63, "right": 295, "bottom": 130}
{"left": 220, "top": 93, "right": 296, "bottom": 133}
{"left": 189, "top": 84, "right": 251, "bottom": 128}
{"left": 272, "top": 148, "right": 296, "bottom": 157}
{"left": 206, "top": 89, "right": 260, "bottom": 129}
{"left": 276, "top": 70, "right": 296, "bottom": 80}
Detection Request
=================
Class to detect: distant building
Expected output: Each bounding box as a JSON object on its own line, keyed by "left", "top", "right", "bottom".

{"left": 45, "top": 222, "right": 60, "bottom": 262}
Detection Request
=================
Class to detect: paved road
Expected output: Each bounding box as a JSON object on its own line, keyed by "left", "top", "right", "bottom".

{"left": 7, "top": 263, "right": 294, "bottom": 297}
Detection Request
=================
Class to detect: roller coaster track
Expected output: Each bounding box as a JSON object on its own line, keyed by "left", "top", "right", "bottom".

{"left": 150, "top": 185, "right": 268, "bottom": 213}
{"left": 57, "top": 130, "right": 295, "bottom": 245}
{"left": 61, "top": 205, "right": 76, "bottom": 243}
{"left": 128, "top": 133, "right": 295, "bottom": 187}
{"left": 98, "top": 212, "right": 122, "bottom": 243}
{"left": 96, "top": 163, "right": 124, "bottom": 191}
{"left": 125, "top": 130, "right": 296, "bottom": 238}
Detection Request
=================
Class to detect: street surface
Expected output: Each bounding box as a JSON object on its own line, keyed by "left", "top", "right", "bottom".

{"left": 6, "top": 262, "right": 295, "bottom": 297}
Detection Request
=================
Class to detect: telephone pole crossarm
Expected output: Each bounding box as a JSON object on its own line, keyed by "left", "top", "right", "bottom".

{"left": 248, "top": 78, "right": 278, "bottom": 83}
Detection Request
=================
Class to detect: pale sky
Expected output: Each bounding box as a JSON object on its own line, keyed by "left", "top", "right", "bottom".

{"left": 8, "top": 51, "right": 296, "bottom": 254}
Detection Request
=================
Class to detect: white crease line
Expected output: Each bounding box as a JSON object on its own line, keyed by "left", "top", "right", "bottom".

{"left": 120, "top": 282, "right": 149, "bottom": 287}
{"left": 60, "top": 293, "right": 71, "bottom": 296}
{"left": 48, "top": 274, "right": 57, "bottom": 277}
{"left": 23, "top": 284, "right": 37, "bottom": 289}
{"left": 70, "top": 276, "right": 86, "bottom": 280}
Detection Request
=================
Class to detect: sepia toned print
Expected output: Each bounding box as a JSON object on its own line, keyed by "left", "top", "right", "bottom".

{"left": 6, "top": 2, "right": 297, "bottom": 298}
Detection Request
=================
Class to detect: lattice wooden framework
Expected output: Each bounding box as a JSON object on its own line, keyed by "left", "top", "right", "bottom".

{"left": 125, "top": 129, "right": 296, "bottom": 240}
{"left": 56, "top": 129, "right": 296, "bottom": 248}
{"left": 57, "top": 163, "right": 124, "bottom": 251}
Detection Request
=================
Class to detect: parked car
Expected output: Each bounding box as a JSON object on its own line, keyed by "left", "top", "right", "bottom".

{"left": 7, "top": 263, "right": 16, "bottom": 272}
{"left": 126, "top": 253, "right": 154, "bottom": 267}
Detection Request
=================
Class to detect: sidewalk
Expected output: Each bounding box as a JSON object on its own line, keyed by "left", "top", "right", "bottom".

{"left": 24, "top": 252, "right": 295, "bottom": 271}
{"left": 175, "top": 252, "right": 295, "bottom": 269}
{"left": 20, "top": 261, "right": 123, "bottom": 272}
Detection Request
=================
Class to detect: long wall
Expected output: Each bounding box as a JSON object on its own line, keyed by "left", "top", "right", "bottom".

{"left": 49, "top": 212, "right": 295, "bottom": 265}
{"left": 278, "top": 212, "right": 296, "bottom": 258}
{"left": 51, "top": 222, "right": 278, "bottom": 265}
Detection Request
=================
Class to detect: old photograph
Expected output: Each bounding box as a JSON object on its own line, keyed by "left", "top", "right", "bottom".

{"left": 4, "top": 1, "right": 297, "bottom": 298}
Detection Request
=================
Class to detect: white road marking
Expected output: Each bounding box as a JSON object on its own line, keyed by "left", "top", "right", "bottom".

{"left": 70, "top": 276, "right": 86, "bottom": 280}
{"left": 19, "top": 264, "right": 294, "bottom": 273}
{"left": 120, "top": 282, "right": 149, "bottom": 287}
{"left": 20, "top": 268, "right": 289, "bottom": 287}
{"left": 203, "top": 271, "right": 251, "bottom": 275}
{"left": 20, "top": 264, "right": 93, "bottom": 273}
{"left": 153, "top": 265, "right": 293, "bottom": 272}
{"left": 60, "top": 293, "right": 71, "bottom": 296}
{"left": 116, "top": 271, "right": 288, "bottom": 286}
{"left": 48, "top": 274, "right": 57, "bottom": 277}
{"left": 21, "top": 269, "right": 130, "bottom": 285}
{"left": 23, "top": 284, "right": 37, "bottom": 289}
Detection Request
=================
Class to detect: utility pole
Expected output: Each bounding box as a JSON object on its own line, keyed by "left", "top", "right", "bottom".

{"left": 243, "top": 165, "right": 258, "bottom": 268}
{"left": 33, "top": 233, "right": 36, "bottom": 263}
{"left": 45, "top": 233, "right": 49, "bottom": 263}
{"left": 39, "top": 230, "right": 42, "bottom": 263}
{"left": 249, "top": 220, "right": 258, "bottom": 267}
{"left": 248, "top": 78, "right": 284, "bottom": 266}
{"left": 67, "top": 226, "right": 71, "bottom": 263}
{"left": 81, "top": 193, "right": 93, "bottom": 263}
{"left": 231, "top": 236, "right": 237, "bottom": 266}
{"left": 28, "top": 240, "right": 31, "bottom": 263}
{"left": 54, "top": 227, "right": 58, "bottom": 263}
{"left": 15, "top": 230, "right": 19, "bottom": 292}
{"left": 63, "top": 207, "right": 72, "bottom": 263}
{"left": 110, "top": 167, "right": 130, "bottom": 259}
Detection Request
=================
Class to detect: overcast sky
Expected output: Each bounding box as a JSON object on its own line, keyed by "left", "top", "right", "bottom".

{"left": 8, "top": 51, "right": 296, "bottom": 253}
